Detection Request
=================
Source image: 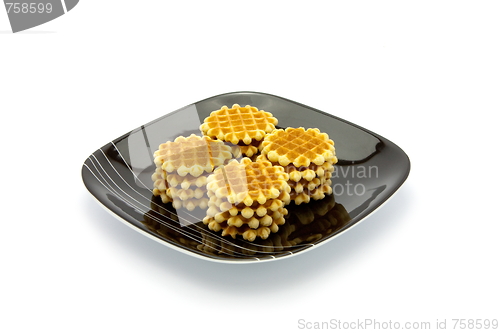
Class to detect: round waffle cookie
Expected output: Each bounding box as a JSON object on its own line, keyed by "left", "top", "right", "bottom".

{"left": 206, "top": 158, "right": 290, "bottom": 205}
{"left": 260, "top": 127, "right": 337, "bottom": 167}
{"left": 152, "top": 134, "right": 232, "bottom": 209}
{"left": 200, "top": 104, "right": 278, "bottom": 157}
{"left": 259, "top": 127, "right": 337, "bottom": 204}
{"left": 203, "top": 157, "right": 291, "bottom": 241}
{"left": 153, "top": 134, "right": 232, "bottom": 177}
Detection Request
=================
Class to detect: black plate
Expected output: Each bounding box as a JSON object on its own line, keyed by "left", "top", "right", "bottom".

{"left": 82, "top": 92, "right": 410, "bottom": 263}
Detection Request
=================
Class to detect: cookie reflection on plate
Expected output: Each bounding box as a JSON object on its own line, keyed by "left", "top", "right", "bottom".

{"left": 140, "top": 194, "right": 350, "bottom": 260}
{"left": 197, "top": 194, "right": 351, "bottom": 259}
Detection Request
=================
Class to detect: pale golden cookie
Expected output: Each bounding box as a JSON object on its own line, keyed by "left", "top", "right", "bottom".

{"left": 259, "top": 127, "right": 337, "bottom": 167}
{"left": 204, "top": 157, "right": 291, "bottom": 241}
{"left": 200, "top": 104, "right": 278, "bottom": 145}
{"left": 153, "top": 134, "right": 232, "bottom": 177}
{"left": 206, "top": 158, "right": 290, "bottom": 205}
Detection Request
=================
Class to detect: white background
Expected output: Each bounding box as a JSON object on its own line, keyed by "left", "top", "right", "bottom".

{"left": 1, "top": 1, "right": 499, "bottom": 332}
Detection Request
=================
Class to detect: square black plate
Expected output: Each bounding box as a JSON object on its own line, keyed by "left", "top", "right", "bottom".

{"left": 82, "top": 92, "right": 410, "bottom": 263}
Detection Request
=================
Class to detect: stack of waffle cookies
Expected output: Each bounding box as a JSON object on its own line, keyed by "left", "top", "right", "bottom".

{"left": 258, "top": 127, "right": 337, "bottom": 205}
{"left": 151, "top": 134, "right": 232, "bottom": 211}
{"left": 200, "top": 104, "right": 278, "bottom": 159}
{"left": 203, "top": 157, "right": 291, "bottom": 241}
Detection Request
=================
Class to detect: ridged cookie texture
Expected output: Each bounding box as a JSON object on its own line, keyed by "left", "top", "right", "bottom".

{"left": 203, "top": 158, "right": 291, "bottom": 241}
{"left": 152, "top": 134, "right": 232, "bottom": 210}
{"left": 258, "top": 127, "right": 337, "bottom": 205}
{"left": 153, "top": 134, "right": 232, "bottom": 177}
{"left": 200, "top": 104, "right": 277, "bottom": 158}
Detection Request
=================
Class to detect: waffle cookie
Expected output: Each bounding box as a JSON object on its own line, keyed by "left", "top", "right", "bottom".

{"left": 260, "top": 127, "right": 337, "bottom": 167}
{"left": 258, "top": 127, "right": 337, "bottom": 204}
{"left": 152, "top": 134, "right": 232, "bottom": 210}
{"left": 200, "top": 104, "right": 278, "bottom": 158}
{"left": 203, "top": 157, "right": 291, "bottom": 241}
{"left": 153, "top": 134, "right": 232, "bottom": 177}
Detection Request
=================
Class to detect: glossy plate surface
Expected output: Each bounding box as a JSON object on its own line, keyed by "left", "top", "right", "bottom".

{"left": 82, "top": 92, "right": 410, "bottom": 263}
